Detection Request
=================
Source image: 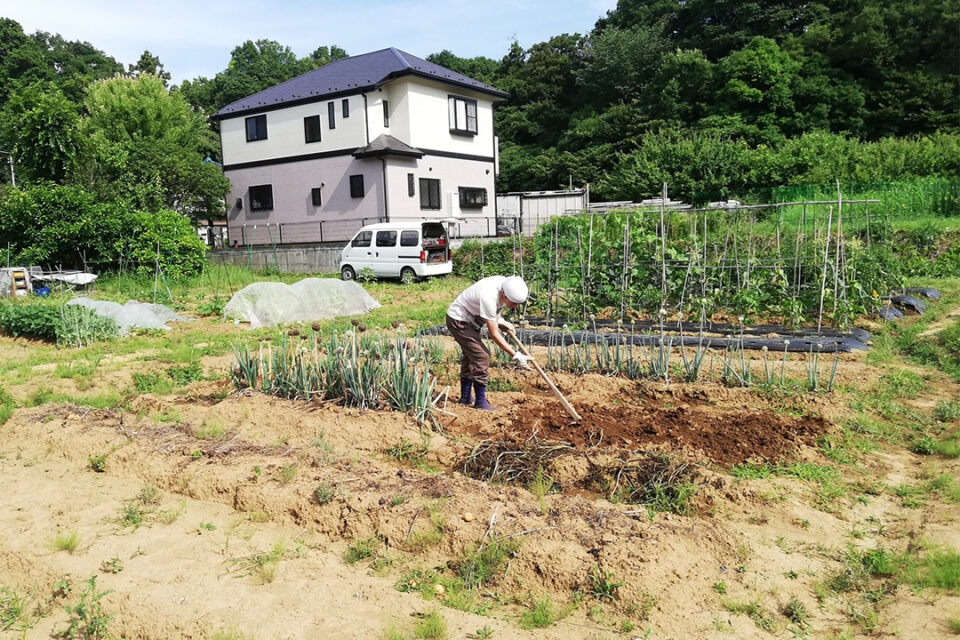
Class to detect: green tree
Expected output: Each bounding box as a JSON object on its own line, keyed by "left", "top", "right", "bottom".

{"left": 426, "top": 50, "right": 499, "bottom": 85}
{"left": 79, "top": 75, "right": 229, "bottom": 220}
{"left": 578, "top": 22, "right": 666, "bottom": 106}
{"left": 179, "top": 39, "right": 317, "bottom": 112}
{"left": 309, "top": 45, "right": 348, "bottom": 67}
{"left": 0, "top": 82, "right": 82, "bottom": 183}
{"left": 0, "top": 18, "right": 51, "bottom": 104}
{"left": 128, "top": 50, "right": 171, "bottom": 85}
{"left": 29, "top": 30, "right": 124, "bottom": 102}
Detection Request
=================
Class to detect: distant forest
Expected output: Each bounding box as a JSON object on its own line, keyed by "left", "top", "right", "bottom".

{"left": 1, "top": 0, "right": 957, "bottom": 204}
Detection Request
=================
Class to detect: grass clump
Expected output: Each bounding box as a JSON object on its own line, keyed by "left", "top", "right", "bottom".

{"left": 0, "top": 586, "right": 35, "bottom": 634}
{"left": 237, "top": 540, "right": 288, "bottom": 585}
{"left": 131, "top": 371, "right": 174, "bottom": 394}
{"left": 947, "top": 614, "right": 960, "bottom": 634}
{"left": 520, "top": 595, "right": 557, "bottom": 629}
{"left": 453, "top": 539, "right": 518, "bottom": 589}
{"left": 722, "top": 598, "right": 776, "bottom": 631}
{"left": 905, "top": 547, "right": 960, "bottom": 592}
{"left": 413, "top": 611, "right": 447, "bottom": 639}
{"left": 345, "top": 537, "right": 380, "bottom": 565}
{"left": 407, "top": 502, "right": 446, "bottom": 552}
{"left": 936, "top": 400, "right": 960, "bottom": 423}
{"left": 589, "top": 565, "right": 625, "bottom": 601}
{"left": 167, "top": 361, "right": 203, "bottom": 386}
{"left": 50, "top": 530, "right": 80, "bottom": 553}
{"left": 313, "top": 482, "right": 336, "bottom": 505}
{"left": 88, "top": 455, "right": 107, "bottom": 473}
{"left": 0, "top": 385, "right": 14, "bottom": 425}
{"left": 195, "top": 418, "right": 226, "bottom": 440}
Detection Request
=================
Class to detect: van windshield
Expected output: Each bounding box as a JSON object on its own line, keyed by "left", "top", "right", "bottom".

{"left": 422, "top": 222, "right": 447, "bottom": 247}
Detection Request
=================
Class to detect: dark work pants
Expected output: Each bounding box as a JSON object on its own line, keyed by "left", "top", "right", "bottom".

{"left": 446, "top": 314, "right": 490, "bottom": 385}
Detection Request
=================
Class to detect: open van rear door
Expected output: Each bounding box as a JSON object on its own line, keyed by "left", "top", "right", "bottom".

{"left": 421, "top": 222, "right": 450, "bottom": 265}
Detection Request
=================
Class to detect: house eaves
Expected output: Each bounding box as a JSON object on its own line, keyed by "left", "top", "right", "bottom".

{"left": 213, "top": 47, "right": 508, "bottom": 122}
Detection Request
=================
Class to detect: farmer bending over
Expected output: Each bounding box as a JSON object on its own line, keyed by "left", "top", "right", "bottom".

{"left": 446, "top": 275, "right": 532, "bottom": 410}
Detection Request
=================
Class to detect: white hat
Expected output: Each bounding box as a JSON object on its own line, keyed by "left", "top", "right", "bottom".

{"left": 502, "top": 276, "right": 528, "bottom": 304}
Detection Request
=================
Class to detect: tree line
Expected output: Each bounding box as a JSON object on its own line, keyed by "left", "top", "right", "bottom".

{"left": 0, "top": 1, "right": 956, "bottom": 273}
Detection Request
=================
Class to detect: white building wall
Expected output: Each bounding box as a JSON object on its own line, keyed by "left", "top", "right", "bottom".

{"left": 220, "top": 96, "right": 366, "bottom": 165}
{"left": 384, "top": 155, "right": 497, "bottom": 235}
{"left": 401, "top": 78, "right": 495, "bottom": 156}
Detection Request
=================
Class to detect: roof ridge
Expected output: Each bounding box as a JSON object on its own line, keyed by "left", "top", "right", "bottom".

{"left": 388, "top": 47, "right": 411, "bottom": 69}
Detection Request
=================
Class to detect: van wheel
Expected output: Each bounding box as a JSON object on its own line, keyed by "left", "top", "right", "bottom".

{"left": 341, "top": 265, "right": 356, "bottom": 281}
{"left": 400, "top": 267, "right": 417, "bottom": 285}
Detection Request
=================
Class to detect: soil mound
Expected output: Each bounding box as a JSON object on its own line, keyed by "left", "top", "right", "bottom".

{"left": 449, "top": 395, "right": 829, "bottom": 467}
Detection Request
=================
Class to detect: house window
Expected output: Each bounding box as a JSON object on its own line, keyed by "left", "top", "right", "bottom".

{"left": 376, "top": 230, "right": 397, "bottom": 247}
{"left": 400, "top": 230, "right": 419, "bottom": 247}
{"left": 349, "top": 174, "right": 364, "bottom": 198}
{"left": 351, "top": 231, "right": 372, "bottom": 247}
{"left": 328, "top": 102, "right": 336, "bottom": 129}
{"left": 245, "top": 114, "right": 267, "bottom": 141}
{"left": 448, "top": 96, "right": 477, "bottom": 135}
{"left": 419, "top": 178, "right": 441, "bottom": 210}
{"left": 311, "top": 187, "right": 322, "bottom": 206}
{"left": 249, "top": 184, "right": 273, "bottom": 210}
{"left": 342, "top": 98, "right": 350, "bottom": 118}
{"left": 407, "top": 173, "right": 415, "bottom": 197}
{"left": 304, "top": 115, "right": 321, "bottom": 143}
{"left": 459, "top": 187, "right": 487, "bottom": 209}
{"left": 383, "top": 100, "right": 390, "bottom": 127}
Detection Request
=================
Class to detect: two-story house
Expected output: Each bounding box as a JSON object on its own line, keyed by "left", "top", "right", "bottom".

{"left": 212, "top": 48, "right": 508, "bottom": 246}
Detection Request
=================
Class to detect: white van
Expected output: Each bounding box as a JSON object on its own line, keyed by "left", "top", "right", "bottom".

{"left": 340, "top": 220, "right": 452, "bottom": 284}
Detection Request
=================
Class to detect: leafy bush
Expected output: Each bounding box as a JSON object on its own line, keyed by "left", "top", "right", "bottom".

{"left": 120, "top": 209, "right": 207, "bottom": 279}
{"left": 0, "top": 302, "right": 117, "bottom": 346}
{"left": 0, "top": 184, "right": 206, "bottom": 278}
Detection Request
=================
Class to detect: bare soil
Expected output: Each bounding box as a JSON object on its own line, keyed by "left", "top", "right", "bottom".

{"left": 1, "top": 311, "right": 959, "bottom": 640}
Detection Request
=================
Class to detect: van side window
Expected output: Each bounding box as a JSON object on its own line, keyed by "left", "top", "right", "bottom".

{"left": 351, "top": 231, "right": 372, "bottom": 247}
{"left": 376, "top": 231, "right": 397, "bottom": 247}
{"left": 400, "top": 230, "right": 419, "bottom": 247}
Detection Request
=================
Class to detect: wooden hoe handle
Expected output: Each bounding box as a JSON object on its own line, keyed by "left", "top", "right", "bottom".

{"left": 507, "top": 330, "right": 582, "bottom": 423}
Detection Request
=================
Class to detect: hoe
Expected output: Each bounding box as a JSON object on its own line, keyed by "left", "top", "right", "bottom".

{"left": 507, "top": 329, "right": 582, "bottom": 423}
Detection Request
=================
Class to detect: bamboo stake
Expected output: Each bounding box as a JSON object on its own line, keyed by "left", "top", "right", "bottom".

{"left": 817, "top": 206, "right": 834, "bottom": 333}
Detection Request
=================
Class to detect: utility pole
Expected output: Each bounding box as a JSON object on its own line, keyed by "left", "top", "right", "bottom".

{"left": 0, "top": 150, "right": 15, "bottom": 186}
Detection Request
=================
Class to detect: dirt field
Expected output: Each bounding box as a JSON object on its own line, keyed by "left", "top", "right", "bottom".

{"left": 1, "top": 286, "right": 959, "bottom": 640}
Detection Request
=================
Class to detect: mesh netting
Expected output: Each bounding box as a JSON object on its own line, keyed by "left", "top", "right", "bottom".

{"left": 67, "top": 298, "right": 190, "bottom": 335}
{"left": 224, "top": 278, "right": 381, "bottom": 329}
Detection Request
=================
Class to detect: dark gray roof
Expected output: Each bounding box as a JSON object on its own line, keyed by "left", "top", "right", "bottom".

{"left": 213, "top": 47, "right": 508, "bottom": 120}
{"left": 353, "top": 134, "right": 423, "bottom": 159}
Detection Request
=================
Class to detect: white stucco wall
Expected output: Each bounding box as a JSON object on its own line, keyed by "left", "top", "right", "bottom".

{"left": 220, "top": 96, "right": 366, "bottom": 165}
{"left": 401, "top": 78, "right": 495, "bottom": 156}
{"left": 383, "top": 155, "right": 497, "bottom": 235}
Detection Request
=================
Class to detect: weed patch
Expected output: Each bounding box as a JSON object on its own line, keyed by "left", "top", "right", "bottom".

{"left": 58, "top": 576, "right": 113, "bottom": 639}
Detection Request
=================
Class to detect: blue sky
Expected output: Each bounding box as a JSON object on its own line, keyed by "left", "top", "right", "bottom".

{"left": 2, "top": 0, "right": 618, "bottom": 85}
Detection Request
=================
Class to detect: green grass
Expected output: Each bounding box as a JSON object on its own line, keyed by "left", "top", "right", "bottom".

{"left": 905, "top": 547, "right": 960, "bottom": 592}
{"left": 50, "top": 530, "right": 80, "bottom": 553}
{"left": 413, "top": 611, "right": 447, "bottom": 639}
{"left": 520, "top": 595, "right": 557, "bottom": 629}
{"left": 345, "top": 537, "right": 379, "bottom": 564}
{"left": 722, "top": 598, "right": 776, "bottom": 631}
{"left": 0, "top": 586, "right": 35, "bottom": 633}
{"left": 0, "top": 385, "right": 15, "bottom": 425}
{"left": 947, "top": 614, "right": 960, "bottom": 634}
{"left": 453, "top": 539, "right": 518, "bottom": 589}
{"left": 195, "top": 418, "right": 226, "bottom": 440}
{"left": 131, "top": 371, "right": 174, "bottom": 394}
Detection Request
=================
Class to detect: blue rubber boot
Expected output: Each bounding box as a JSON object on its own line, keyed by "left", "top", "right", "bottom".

{"left": 473, "top": 382, "right": 495, "bottom": 411}
{"left": 459, "top": 378, "right": 473, "bottom": 405}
